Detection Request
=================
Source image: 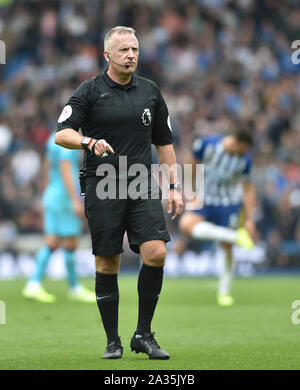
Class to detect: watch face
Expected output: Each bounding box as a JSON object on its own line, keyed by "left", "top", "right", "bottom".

{"left": 81, "top": 137, "right": 91, "bottom": 145}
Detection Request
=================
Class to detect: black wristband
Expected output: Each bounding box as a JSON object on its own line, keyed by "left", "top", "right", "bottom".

{"left": 91, "top": 140, "right": 99, "bottom": 154}
{"left": 170, "top": 183, "right": 181, "bottom": 191}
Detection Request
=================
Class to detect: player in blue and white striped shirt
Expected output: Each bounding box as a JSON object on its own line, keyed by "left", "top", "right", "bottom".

{"left": 179, "top": 128, "right": 256, "bottom": 306}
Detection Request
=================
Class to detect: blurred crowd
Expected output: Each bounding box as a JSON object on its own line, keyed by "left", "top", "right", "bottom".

{"left": 1, "top": 0, "right": 300, "bottom": 268}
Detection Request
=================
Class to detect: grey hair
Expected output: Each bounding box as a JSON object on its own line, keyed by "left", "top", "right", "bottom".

{"left": 104, "top": 26, "right": 136, "bottom": 51}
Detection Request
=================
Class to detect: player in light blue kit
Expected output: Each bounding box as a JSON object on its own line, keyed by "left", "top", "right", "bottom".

{"left": 22, "top": 132, "right": 94, "bottom": 303}
{"left": 179, "top": 128, "right": 256, "bottom": 306}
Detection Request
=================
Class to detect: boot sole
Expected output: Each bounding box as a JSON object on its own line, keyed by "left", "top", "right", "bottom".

{"left": 131, "top": 346, "right": 170, "bottom": 359}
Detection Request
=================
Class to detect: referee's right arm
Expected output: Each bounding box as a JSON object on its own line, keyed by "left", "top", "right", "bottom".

{"left": 55, "top": 128, "right": 114, "bottom": 156}
{"left": 55, "top": 128, "right": 83, "bottom": 149}
{"left": 54, "top": 81, "right": 114, "bottom": 156}
{"left": 55, "top": 80, "right": 90, "bottom": 149}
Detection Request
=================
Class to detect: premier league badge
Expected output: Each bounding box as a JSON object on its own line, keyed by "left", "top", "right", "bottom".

{"left": 142, "top": 108, "right": 152, "bottom": 126}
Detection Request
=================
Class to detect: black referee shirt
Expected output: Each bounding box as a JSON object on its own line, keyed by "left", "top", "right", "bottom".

{"left": 56, "top": 70, "right": 173, "bottom": 177}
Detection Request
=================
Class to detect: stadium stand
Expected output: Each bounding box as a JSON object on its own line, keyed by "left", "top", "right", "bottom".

{"left": 0, "top": 0, "right": 300, "bottom": 274}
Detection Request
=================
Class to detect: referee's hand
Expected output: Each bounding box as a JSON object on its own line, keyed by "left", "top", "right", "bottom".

{"left": 88, "top": 139, "right": 115, "bottom": 157}
{"left": 168, "top": 189, "right": 184, "bottom": 221}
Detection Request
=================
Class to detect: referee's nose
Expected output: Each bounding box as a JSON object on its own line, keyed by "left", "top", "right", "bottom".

{"left": 127, "top": 48, "right": 136, "bottom": 60}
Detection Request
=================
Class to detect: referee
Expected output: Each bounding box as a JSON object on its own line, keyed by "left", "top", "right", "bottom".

{"left": 55, "top": 26, "right": 183, "bottom": 360}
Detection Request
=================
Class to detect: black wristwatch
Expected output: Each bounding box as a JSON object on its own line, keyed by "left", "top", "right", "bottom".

{"left": 170, "top": 183, "right": 181, "bottom": 191}
{"left": 80, "top": 137, "right": 93, "bottom": 151}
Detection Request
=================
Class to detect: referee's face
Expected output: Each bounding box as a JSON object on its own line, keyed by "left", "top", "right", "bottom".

{"left": 107, "top": 32, "right": 139, "bottom": 75}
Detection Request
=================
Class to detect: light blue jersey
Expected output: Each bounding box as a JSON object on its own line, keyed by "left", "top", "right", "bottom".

{"left": 42, "top": 133, "right": 82, "bottom": 236}
{"left": 192, "top": 135, "right": 252, "bottom": 207}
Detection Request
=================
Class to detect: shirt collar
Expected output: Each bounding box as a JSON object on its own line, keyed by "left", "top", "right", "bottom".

{"left": 102, "top": 69, "right": 138, "bottom": 90}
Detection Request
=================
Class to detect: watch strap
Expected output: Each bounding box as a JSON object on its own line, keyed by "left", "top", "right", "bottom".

{"left": 91, "top": 139, "right": 99, "bottom": 154}
{"left": 81, "top": 137, "right": 93, "bottom": 151}
{"left": 170, "top": 183, "right": 181, "bottom": 191}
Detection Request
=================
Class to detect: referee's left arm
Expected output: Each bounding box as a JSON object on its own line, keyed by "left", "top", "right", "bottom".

{"left": 155, "top": 143, "right": 183, "bottom": 221}
{"left": 155, "top": 144, "right": 179, "bottom": 189}
{"left": 152, "top": 87, "right": 183, "bottom": 221}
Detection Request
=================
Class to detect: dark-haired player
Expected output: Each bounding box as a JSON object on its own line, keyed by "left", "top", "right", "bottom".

{"left": 179, "top": 129, "right": 256, "bottom": 306}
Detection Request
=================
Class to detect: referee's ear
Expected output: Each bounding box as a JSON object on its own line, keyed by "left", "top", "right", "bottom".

{"left": 103, "top": 50, "right": 110, "bottom": 64}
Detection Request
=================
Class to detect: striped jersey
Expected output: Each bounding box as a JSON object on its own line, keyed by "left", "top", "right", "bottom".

{"left": 192, "top": 135, "right": 252, "bottom": 207}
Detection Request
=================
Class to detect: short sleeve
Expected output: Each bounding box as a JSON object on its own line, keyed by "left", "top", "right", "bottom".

{"left": 240, "top": 155, "right": 253, "bottom": 181}
{"left": 192, "top": 135, "right": 221, "bottom": 161}
{"left": 192, "top": 138, "right": 205, "bottom": 160}
{"left": 151, "top": 88, "right": 173, "bottom": 146}
{"left": 58, "top": 147, "right": 74, "bottom": 162}
{"left": 56, "top": 80, "right": 91, "bottom": 132}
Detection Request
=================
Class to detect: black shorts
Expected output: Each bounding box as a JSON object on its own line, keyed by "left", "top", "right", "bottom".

{"left": 84, "top": 177, "right": 171, "bottom": 256}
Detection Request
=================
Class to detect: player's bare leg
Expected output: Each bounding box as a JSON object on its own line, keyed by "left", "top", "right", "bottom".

{"left": 217, "top": 243, "right": 234, "bottom": 306}
{"left": 179, "top": 215, "right": 237, "bottom": 306}
{"left": 63, "top": 236, "right": 95, "bottom": 302}
{"left": 179, "top": 213, "right": 254, "bottom": 250}
{"left": 22, "top": 235, "right": 59, "bottom": 303}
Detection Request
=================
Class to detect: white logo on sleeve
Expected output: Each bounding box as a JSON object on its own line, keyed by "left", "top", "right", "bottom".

{"left": 142, "top": 108, "right": 152, "bottom": 126}
{"left": 167, "top": 115, "right": 173, "bottom": 132}
{"left": 58, "top": 105, "right": 72, "bottom": 123}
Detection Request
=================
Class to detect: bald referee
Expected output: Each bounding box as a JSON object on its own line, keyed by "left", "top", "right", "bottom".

{"left": 55, "top": 26, "right": 183, "bottom": 360}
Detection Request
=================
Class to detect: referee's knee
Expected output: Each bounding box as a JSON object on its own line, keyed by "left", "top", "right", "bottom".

{"left": 95, "top": 254, "right": 121, "bottom": 274}
{"left": 142, "top": 247, "right": 167, "bottom": 267}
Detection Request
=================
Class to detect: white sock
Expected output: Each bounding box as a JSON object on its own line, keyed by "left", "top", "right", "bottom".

{"left": 192, "top": 221, "right": 237, "bottom": 243}
{"left": 218, "top": 248, "right": 233, "bottom": 296}
{"left": 26, "top": 281, "right": 41, "bottom": 292}
{"left": 70, "top": 285, "right": 82, "bottom": 294}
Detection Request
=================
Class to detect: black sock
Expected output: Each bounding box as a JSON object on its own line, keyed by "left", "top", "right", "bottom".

{"left": 95, "top": 272, "right": 119, "bottom": 344}
{"left": 136, "top": 263, "right": 164, "bottom": 335}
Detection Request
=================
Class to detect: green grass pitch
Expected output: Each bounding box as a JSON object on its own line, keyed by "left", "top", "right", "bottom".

{"left": 1, "top": 275, "right": 300, "bottom": 370}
